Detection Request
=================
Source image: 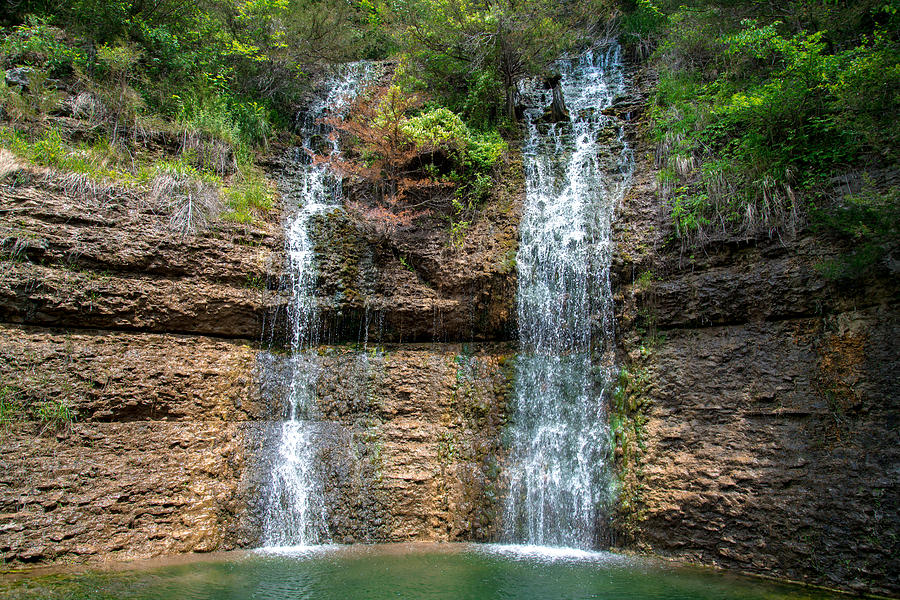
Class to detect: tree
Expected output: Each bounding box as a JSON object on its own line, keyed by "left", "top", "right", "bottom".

{"left": 317, "top": 78, "right": 506, "bottom": 236}
{"left": 383, "top": 0, "right": 618, "bottom": 122}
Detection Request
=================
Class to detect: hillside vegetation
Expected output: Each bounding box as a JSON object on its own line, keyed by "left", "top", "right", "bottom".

{"left": 1, "top": 1, "right": 897, "bottom": 270}
{"left": 622, "top": 0, "right": 898, "bottom": 276}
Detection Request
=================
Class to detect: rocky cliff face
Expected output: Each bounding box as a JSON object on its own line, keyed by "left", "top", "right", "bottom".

{"left": 0, "top": 140, "right": 519, "bottom": 566}
{"left": 263, "top": 150, "right": 523, "bottom": 345}
{"left": 248, "top": 344, "right": 512, "bottom": 544}
{"left": 609, "top": 67, "right": 900, "bottom": 597}
{"left": 5, "top": 64, "right": 896, "bottom": 600}
{"left": 0, "top": 160, "right": 278, "bottom": 565}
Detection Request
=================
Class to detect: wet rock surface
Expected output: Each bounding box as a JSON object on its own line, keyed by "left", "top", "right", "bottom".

{"left": 264, "top": 151, "right": 523, "bottom": 345}
{"left": 252, "top": 344, "right": 513, "bottom": 544}
{"left": 610, "top": 66, "right": 900, "bottom": 597}
{"left": 0, "top": 157, "right": 517, "bottom": 567}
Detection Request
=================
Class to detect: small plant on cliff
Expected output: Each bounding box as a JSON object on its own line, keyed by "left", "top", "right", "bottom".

{"left": 223, "top": 170, "right": 275, "bottom": 224}
{"left": 34, "top": 396, "right": 76, "bottom": 434}
{"left": 318, "top": 78, "right": 505, "bottom": 236}
{"left": 0, "top": 386, "right": 23, "bottom": 430}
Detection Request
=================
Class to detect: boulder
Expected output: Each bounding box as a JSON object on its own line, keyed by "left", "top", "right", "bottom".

{"left": 5, "top": 66, "right": 34, "bottom": 89}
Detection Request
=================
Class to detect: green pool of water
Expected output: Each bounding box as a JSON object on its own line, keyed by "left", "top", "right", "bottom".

{"left": 0, "top": 543, "right": 848, "bottom": 600}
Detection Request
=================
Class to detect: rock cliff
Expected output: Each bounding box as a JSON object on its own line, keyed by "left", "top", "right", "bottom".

{"left": 609, "top": 66, "right": 900, "bottom": 597}
{"left": 3, "top": 66, "right": 897, "bottom": 600}
{"left": 0, "top": 140, "right": 519, "bottom": 566}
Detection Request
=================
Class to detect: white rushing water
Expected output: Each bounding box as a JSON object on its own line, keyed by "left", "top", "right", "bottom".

{"left": 262, "top": 63, "right": 370, "bottom": 548}
{"left": 503, "top": 45, "right": 633, "bottom": 548}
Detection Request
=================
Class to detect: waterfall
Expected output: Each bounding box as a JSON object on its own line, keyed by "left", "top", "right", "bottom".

{"left": 503, "top": 46, "right": 633, "bottom": 548}
{"left": 261, "top": 63, "right": 370, "bottom": 548}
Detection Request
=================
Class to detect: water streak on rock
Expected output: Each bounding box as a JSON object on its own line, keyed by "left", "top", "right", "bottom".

{"left": 503, "top": 46, "right": 633, "bottom": 548}
{"left": 261, "top": 63, "right": 370, "bottom": 547}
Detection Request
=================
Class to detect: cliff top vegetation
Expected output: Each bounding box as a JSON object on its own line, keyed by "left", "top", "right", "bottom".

{"left": 621, "top": 0, "right": 898, "bottom": 277}
{"left": 1, "top": 1, "right": 897, "bottom": 269}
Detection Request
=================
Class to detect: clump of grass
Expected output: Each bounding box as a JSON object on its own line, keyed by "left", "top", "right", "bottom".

{"left": 34, "top": 397, "right": 76, "bottom": 434}
{"left": 71, "top": 91, "right": 107, "bottom": 123}
{"left": 180, "top": 130, "right": 236, "bottom": 176}
{"left": 149, "top": 160, "right": 223, "bottom": 235}
{"left": 57, "top": 171, "right": 120, "bottom": 206}
{"left": 1, "top": 123, "right": 273, "bottom": 233}
{"left": 0, "top": 386, "right": 23, "bottom": 430}
{"left": 223, "top": 171, "right": 274, "bottom": 224}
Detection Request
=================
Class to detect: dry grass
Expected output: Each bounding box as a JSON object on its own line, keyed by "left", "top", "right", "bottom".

{"left": 149, "top": 167, "right": 222, "bottom": 236}
{"left": 55, "top": 171, "right": 120, "bottom": 206}
{"left": 71, "top": 91, "right": 106, "bottom": 123}
{"left": 180, "top": 130, "right": 235, "bottom": 176}
{"left": 0, "top": 149, "right": 23, "bottom": 181}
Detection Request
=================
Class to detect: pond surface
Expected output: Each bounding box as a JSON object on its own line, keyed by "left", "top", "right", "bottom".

{"left": 1, "top": 543, "right": 847, "bottom": 600}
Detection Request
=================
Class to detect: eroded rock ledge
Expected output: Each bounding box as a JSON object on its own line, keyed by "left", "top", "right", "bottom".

{"left": 610, "top": 68, "right": 900, "bottom": 597}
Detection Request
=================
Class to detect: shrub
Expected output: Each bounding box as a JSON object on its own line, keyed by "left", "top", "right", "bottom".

{"left": 0, "top": 68, "right": 64, "bottom": 123}
{"left": 0, "top": 17, "right": 87, "bottom": 75}
{"left": 322, "top": 82, "right": 506, "bottom": 235}
{"left": 645, "top": 4, "right": 900, "bottom": 248}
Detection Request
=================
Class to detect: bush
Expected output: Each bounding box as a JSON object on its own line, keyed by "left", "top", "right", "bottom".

{"left": 813, "top": 186, "right": 900, "bottom": 279}
{"left": 0, "top": 16, "right": 87, "bottom": 75}
{"left": 0, "top": 67, "right": 64, "bottom": 122}
{"left": 644, "top": 3, "right": 900, "bottom": 248}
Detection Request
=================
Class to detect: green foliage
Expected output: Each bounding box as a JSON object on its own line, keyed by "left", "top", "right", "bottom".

{"left": 0, "top": 16, "right": 86, "bottom": 74}
{"left": 640, "top": 1, "right": 900, "bottom": 251}
{"left": 224, "top": 171, "right": 274, "bottom": 223}
{"left": 0, "top": 67, "right": 65, "bottom": 123}
{"left": 0, "top": 127, "right": 115, "bottom": 179}
{"left": 35, "top": 397, "right": 76, "bottom": 431}
{"left": 401, "top": 105, "right": 507, "bottom": 173}
{"left": 384, "top": 0, "right": 616, "bottom": 124}
{"left": 1, "top": 0, "right": 384, "bottom": 140}
{"left": 813, "top": 186, "right": 899, "bottom": 279}
{"left": 402, "top": 107, "right": 468, "bottom": 153}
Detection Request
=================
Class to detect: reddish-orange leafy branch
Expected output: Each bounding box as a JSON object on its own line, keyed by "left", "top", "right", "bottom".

{"left": 313, "top": 83, "right": 455, "bottom": 235}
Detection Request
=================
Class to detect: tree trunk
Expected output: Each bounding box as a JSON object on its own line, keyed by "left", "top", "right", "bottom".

{"left": 506, "top": 85, "right": 517, "bottom": 122}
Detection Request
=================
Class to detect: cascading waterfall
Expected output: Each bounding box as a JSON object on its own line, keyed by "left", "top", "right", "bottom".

{"left": 261, "top": 63, "right": 370, "bottom": 548}
{"left": 503, "top": 45, "right": 633, "bottom": 548}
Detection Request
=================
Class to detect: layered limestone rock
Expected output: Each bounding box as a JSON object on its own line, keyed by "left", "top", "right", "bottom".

{"left": 0, "top": 326, "right": 263, "bottom": 564}
{"left": 250, "top": 345, "right": 512, "bottom": 544}
{"left": 264, "top": 152, "right": 523, "bottom": 344}
{"left": 0, "top": 159, "right": 279, "bottom": 565}
{"left": 610, "top": 71, "right": 900, "bottom": 597}
{"left": 0, "top": 331, "right": 512, "bottom": 564}
{"left": 0, "top": 172, "right": 279, "bottom": 338}
{"left": 0, "top": 150, "right": 518, "bottom": 566}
